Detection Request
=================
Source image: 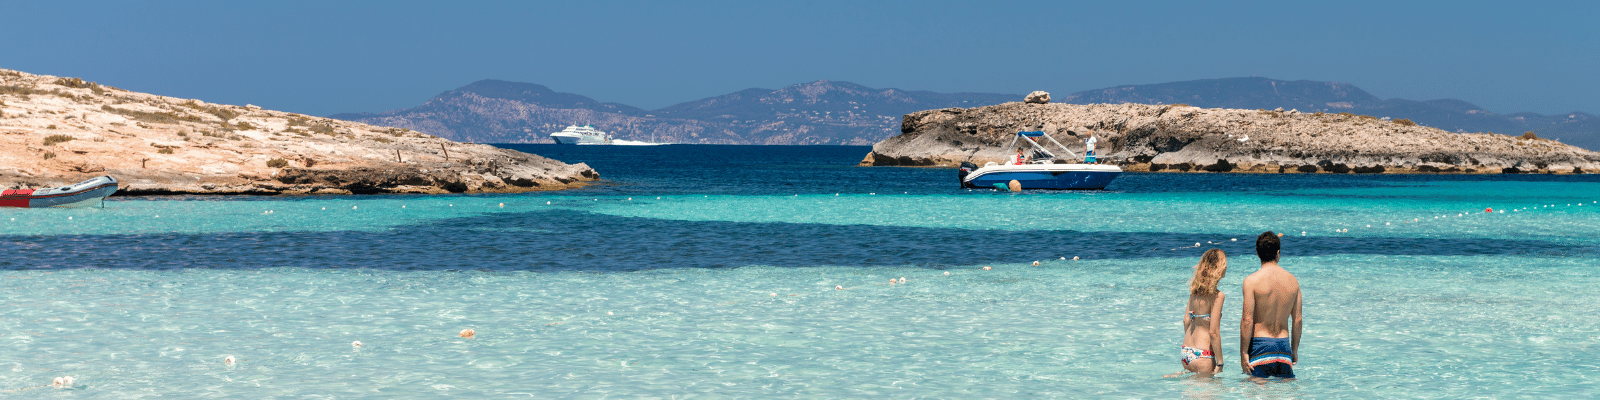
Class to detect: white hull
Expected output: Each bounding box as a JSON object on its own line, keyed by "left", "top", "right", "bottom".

{"left": 549, "top": 125, "right": 613, "bottom": 144}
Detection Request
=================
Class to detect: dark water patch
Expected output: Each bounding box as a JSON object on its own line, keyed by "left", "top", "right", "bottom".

{"left": 502, "top": 144, "right": 1600, "bottom": 197}
{"left": 1, "top": 210, "right": 1588, "bottom": 272}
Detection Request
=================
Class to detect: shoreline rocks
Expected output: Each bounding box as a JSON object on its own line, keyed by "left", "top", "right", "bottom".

{"left": 860, "top": 102, "right": 1600, "bottom": 174}
{"left": 0, "top": 68, "right": 598, "bottom": 195}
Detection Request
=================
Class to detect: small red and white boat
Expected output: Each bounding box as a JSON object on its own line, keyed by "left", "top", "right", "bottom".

{"left": 0, "top": 176, "right": 119, "bottom": 208}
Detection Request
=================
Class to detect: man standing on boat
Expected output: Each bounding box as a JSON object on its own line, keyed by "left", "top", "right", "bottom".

{"left": 1084, "top": 131, "right": 1098, "bottom": 164}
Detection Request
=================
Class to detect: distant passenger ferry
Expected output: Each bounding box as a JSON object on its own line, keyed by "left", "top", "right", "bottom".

{"left": 549, "top": 124, "right": 665, "bottom": 145}
{"left": 549, "top": 125, "right": 613, "bottom": 145}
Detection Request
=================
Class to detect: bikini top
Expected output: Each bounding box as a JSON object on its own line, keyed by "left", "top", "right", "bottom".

{"left": 1187, "top": 311, "right": 1210, "bottom": 319}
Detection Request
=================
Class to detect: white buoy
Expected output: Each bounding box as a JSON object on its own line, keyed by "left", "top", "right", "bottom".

{"left": 1032, "top": 261, "right": 1040, "bottom": 266}
{"left": 547, "top": 201, "right": 551, "bottom": 204}
{"left": 1194, "top": 242, "right": 1201, "bottom": 247}
{"left": 459, "top": 329, "right": 476, "bottom": 339}
{"left": 835, "top": 285, "right": 843, "bottom": 290}
{"left": 1072, "top": 256, "right": 1080, "bottom": 260}
{"left": 1060, "top": 257, "right": 1066, "bottom": 260}
{"left": 628, "top": 198, "right": 632, "bottom": 201}
{"left": 52, "top": 376, "right": 73, "bottom": 388}
{"left": 607, "top": 311, "right": 615, "bottom": 315}
{"left": 656, "top": 197, "right": 661, "bottom": 200}
{"left": 898, "top": 277, "right": 906, "bottom": 283}
{"left": 983, "top": 266, "right": 992, "bottom": 270}
{"left": 770, "top": 293, "right": 777, "bottom": 297}
{"left": 870, "top": 193, "right": 876, "bottom": 195}
{"left": 68, "top": 216, "right": 72, "bottom": 220}
{"left": 1301, "top": 231, "right": 1306, "bottom": 236}
{"left": 499, "top": 203, "right": 505, "bottom": 208}
{"left": 1230, "top": 238, "right": 1237, "bottom": 241}
{"left": 401, "top": 205, "right": 405, "bottom": 208}
{"left": 353, "top": 206, "right": 358, "bottom": 210}
{"left": 352, "top": 341, "right": 363, "bottom": 347}
{"left": 224, "top": 355, "right": 236, "bottom": 366}
{"left": 450, "top": 204, "right": 453, "bottom": 207}
{"left": 944, "top": 271, "right": 951, "bottom": 276}
{"left": 889, "top": 279, "right": 897, "bottom": 284}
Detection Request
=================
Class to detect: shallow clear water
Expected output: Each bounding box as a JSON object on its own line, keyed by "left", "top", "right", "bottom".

{"left": 1, "top": 144, "right": 1597, "bottom": 398}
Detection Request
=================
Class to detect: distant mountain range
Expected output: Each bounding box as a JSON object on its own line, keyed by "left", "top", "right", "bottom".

{"left": 329, "top": 80, "right": 1014, "bottom": 145}
{"left": 1059, "top": 77, "right": 1598, "bottom": 149}
{"left": 331, "top": 77, "right": 1599, "bottom": 150}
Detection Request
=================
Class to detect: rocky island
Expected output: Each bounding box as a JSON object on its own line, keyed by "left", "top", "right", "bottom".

{"left": 861, "top": 95, "right": 1600, "bottom": 174}
{"left": 0, "top": 69, "right": 597, "bottom": 195}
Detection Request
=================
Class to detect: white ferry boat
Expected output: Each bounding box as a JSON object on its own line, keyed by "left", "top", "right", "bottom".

{"left": 549, "top": 124, "right": 665, "bottom": 145}
{"left": 550, "top": 125, "right": 613, "bottom": 145}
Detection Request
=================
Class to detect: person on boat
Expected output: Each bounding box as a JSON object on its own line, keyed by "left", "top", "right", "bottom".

{"left": 1009, "top": 147, "right": 1028, "bottom": 165}
{"left": 1085, "top": 132, "right": 1098, "bottom": 163}
{"left": 1167, "top": 249, "right": 1228, "bottom": 378}
{"left": 1240, "top": 231, "right": 1302, "bottom": 380}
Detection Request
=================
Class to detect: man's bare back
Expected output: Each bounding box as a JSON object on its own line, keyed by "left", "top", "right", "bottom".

{"left": 1242, "top": 265, "right": 1300, "bottom": 338}
{"left": 1240, "top": 232, "right": 1302, "bottom": 379}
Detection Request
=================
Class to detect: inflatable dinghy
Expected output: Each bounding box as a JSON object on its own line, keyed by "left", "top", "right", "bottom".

{"left": 0, "top": 176, "right": 119, "bottom": 208}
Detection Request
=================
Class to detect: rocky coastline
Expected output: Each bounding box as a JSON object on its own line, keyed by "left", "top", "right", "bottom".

{"left": 0, "top": 69, "right": 598, "bottom": 196}
{"left": 860, "top": 101, "right": 1600, "bottom": 174}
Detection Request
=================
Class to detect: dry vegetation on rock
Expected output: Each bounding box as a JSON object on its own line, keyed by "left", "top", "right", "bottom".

{"left": 862, "top": 102, "right": 1600, "bottom": 174}
{"left": 0, "top": 68, "right": 597, "bottom": 194}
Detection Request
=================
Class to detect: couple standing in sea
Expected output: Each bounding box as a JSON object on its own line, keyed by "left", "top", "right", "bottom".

{"left": 1168, "top": 231, "right": 1303, "bottom": 380}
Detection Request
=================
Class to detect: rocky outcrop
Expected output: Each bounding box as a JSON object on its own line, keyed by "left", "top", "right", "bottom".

{"left": 0, "top": 69, "right": 598, "bottom": 195}
{"left": 859, "top": 102, "right": 1600, "bottom": 174}
{"left": 1025, "top": 91, "right": 1050, "bottom": 104}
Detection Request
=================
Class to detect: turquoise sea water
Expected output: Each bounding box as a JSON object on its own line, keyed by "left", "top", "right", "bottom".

{"left": 2, "top": 145, "right": 1598, "bottom": 398}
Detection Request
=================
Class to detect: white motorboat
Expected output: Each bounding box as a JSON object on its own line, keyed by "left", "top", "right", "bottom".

{"left": 957, "top": 131, "right": 1122, "bottom": 190}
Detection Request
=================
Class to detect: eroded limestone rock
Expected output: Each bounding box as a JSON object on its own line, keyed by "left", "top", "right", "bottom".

{"left": 1025, "top": 91, "right": 1050, "bottom": 104}
{"left": 861, "top": 102, "right": 1600, "bottom": 174}
{"left": 0, "top": 68, "right": 599, "bottom": 194}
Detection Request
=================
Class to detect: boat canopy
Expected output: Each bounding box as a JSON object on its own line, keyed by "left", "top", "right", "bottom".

{"left": 1005, "top": 130, "right": 1080, "bottom": 162}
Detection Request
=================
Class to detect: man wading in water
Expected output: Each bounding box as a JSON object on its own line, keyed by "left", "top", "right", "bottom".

{"left": 1240, "top": 231, "right": 1302, "bottom": 379}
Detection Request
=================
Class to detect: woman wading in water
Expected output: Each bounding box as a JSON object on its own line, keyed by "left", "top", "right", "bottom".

{"left": 1167, "top": 249, "right": 1227, "bottom": 378}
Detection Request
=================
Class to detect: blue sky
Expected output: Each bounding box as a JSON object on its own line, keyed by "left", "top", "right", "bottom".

{"left": 3, "top": 1, "right": 1595, "bottom": 116}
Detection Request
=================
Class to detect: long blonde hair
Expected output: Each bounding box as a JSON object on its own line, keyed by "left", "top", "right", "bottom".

{"left": 1189, "top": 249, "right": 1227, "bottom": 295}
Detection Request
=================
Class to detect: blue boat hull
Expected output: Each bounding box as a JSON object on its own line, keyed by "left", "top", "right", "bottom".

{"left": 962, "top": 165, "right": 1122, "bottom": 190}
